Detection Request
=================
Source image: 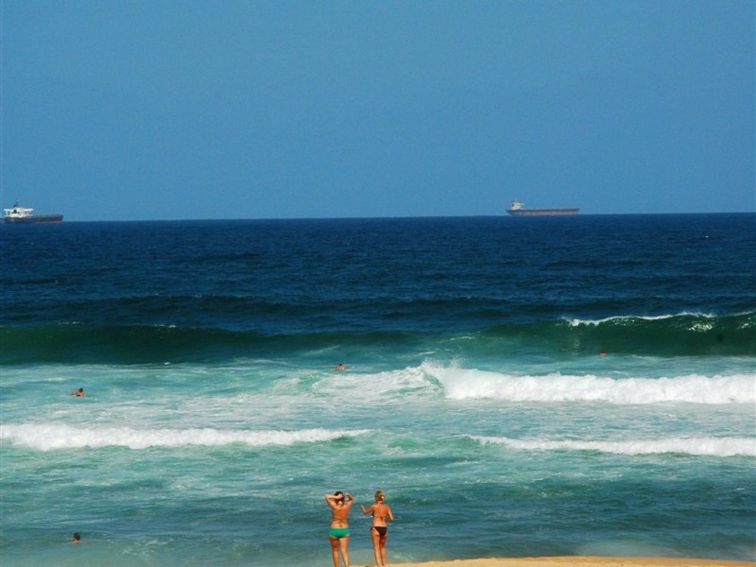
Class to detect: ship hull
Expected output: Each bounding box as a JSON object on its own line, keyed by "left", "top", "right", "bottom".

{"left": 4, "top": 214, "right": 64, "bottom": 224}
{"left": 507, "top": 208, "right": 579, "bottom": 216}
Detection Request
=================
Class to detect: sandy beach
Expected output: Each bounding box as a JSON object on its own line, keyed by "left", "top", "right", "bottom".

{"left": 391, "top": 556, "right": 756, "bottom": 567}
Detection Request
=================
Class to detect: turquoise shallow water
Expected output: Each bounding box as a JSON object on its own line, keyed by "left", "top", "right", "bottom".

{"left": 1, "top": 215, "right": 755, "bottom": 565}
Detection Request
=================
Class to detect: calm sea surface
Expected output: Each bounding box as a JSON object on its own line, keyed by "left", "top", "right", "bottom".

{"left": 1, "top": 214, "right": 754, "bottom": 566}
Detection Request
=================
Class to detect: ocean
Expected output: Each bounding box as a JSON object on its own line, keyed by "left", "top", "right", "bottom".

{"left": 1, "top": 214, "right": 754, "bottom": 566}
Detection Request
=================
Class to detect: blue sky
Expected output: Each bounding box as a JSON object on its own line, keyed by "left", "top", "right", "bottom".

{"left": 2, "top": 1, "right": 754, "bottom": 220}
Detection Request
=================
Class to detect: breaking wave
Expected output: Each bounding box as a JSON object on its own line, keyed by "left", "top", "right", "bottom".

{"left": 1, "top": 311, "right": 753, "bottom": 364}
{"left": 425, "top": 365, "right": 755, "bottom": 404}
{"left": 0, "top": 424, "right": 369, "bottom": 451}
{"left": 472, "top": 435, "right": 756, "bottom": 457}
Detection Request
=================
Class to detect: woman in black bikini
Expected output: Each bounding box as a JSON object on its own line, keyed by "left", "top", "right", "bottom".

{"left": 360, "top": 489, "right": 394, "bottom": 567}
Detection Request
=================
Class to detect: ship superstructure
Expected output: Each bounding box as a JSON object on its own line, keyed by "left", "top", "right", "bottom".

{"left": 4, "top": 203, "right": 63, "bottom": 224}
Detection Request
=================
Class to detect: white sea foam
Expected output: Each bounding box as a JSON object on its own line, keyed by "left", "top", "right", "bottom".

{"left": 565, "top": 311, "right": 717, "bottom": 327}
{"left": 0, "top": 424, "right": 369, "bottom": 451}
{"left": 472, "top": 435, "right": 756, "bottom": 457}
{"left": 424, "top": 365, "right": 756, "bottom": 404}
{"left": 315, "top": 365, "right": 435, "bottom": 400}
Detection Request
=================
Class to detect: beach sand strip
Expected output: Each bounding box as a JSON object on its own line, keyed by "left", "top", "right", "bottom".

{"left": 390, "top": 556, "right": 755, "bottom": 567}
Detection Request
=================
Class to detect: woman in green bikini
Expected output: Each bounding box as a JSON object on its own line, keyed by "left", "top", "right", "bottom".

{"left": 325, "top": 490, "right": 354, "bottom": 567}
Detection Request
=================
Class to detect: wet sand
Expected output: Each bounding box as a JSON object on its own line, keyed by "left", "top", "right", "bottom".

{"left": 390, "top": 556, "right": 755, "bottom": 567}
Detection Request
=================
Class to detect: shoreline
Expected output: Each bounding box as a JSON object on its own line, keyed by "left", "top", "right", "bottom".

{"left": 390, "top": 556, "right": 756, "bottom": 567}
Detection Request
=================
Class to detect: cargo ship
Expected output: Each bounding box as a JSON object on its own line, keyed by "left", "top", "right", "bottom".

{"left": 4, "top": 203, "right": 63, "bottom": 224}
{"left": 506, "top": 200, "right": 579, "bottom": 216}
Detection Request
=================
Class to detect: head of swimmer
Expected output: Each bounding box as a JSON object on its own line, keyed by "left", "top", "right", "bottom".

{"left": 374, "top": 490, "right": 384, "bottom": 502}
{"left": 333, "top": 491, "right": 345, "bottom": 504}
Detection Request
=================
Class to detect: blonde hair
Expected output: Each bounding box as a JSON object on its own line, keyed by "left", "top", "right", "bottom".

{"left": 375, "top": 490, "right": 385, "bottom": 501}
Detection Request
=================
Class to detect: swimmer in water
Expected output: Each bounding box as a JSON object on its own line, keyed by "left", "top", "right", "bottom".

{"left": 360, "top": 490, "right": 394, "bottom": 567}
{"left": 325, "top": 490, "right": 354, "bottom": 567}
{"left": 71, "top": 532, "right": 81, "bottom": 544}
{"left": 71, "top": 388, "right": 85, "bottom": 397}
{"left": 334, "top": 363, "right": 349, "bottom": 371}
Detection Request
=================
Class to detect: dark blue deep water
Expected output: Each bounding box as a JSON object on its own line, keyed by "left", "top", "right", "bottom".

{"left": 1, "top": 214, "right": 755, "bottom": 566}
